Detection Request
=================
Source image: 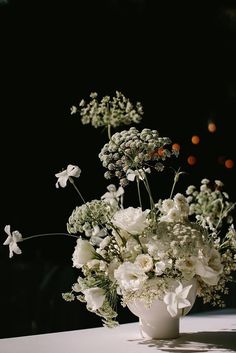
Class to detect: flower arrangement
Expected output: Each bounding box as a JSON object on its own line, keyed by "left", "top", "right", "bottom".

{"left": 3, "top": 92, "right": 236, "bottom": 328}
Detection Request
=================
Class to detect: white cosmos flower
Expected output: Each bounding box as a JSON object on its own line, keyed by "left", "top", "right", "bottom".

{"left": 112, "top": 207, "right": 149, "bottom": 235}
{"left": 83, "top": 287, "right": 106, "bottom": 311}
{"left": 114, "top": 261, "right": 148, "bottom": 292}
{"left": 163, "top": 282, "right": 192, "bottom": 317}
{"left": 55, "top": 164, "right": 81, "bottom": 188}
{"left": 3, "top": 225, "right": 22, "bottom": 258}
{"left": 72, "top": 238, "right": 95, "bottom": 269}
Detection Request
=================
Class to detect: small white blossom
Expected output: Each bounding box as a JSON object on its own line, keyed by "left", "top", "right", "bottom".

{"left": 72, "top": 238, "right": 95, "bottom": 268}
{"left": 83, "top": 287, "right": 106, "bottom": 311}
{"left": 163, "top": 282, "right": 192, "bottom": 317}
{"left": 126, "top": 168, "right": 151, "bottom": 181}
{"left": 55, "top": 164, "right": 81, "bottom": 188}
{"left": 3, "top": 225, "right": 22, "bottom": 258}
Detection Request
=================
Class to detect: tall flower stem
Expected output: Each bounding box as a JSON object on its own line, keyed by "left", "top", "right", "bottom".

{"left": 136, "top": 178, "right": 143, "bottom": 209}
{"left": 22, "top": 233, "right": 78, "bottom": 241}
{"left": 69, "top": 177, "right": 86, "bottom": 203}
{"left": 143, "top": 173, "right": 155, "bottom": 210}
{"left": 108, "top": 124, "right": 111, "bottom": 140}
{"left": 170, "top": 168, "right": 182, "bottom": 199}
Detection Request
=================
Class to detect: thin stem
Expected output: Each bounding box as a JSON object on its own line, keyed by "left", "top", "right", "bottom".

{"left": 143, "top": 172, "right": 155, "bottom": 210}
{"left": 69, "top": 177, "right": 86, "bottom": 203}
{"left": 170, "top": 168, "right": 181, "bottom": 198}
{"left": 22, "top": 233, "right": 78, "bottom": 242}
{"left": 136, "top": 178, "right": 143, "bottom": 209}
{"left": 108, "top": 124, "right": 112, "bottom": 140}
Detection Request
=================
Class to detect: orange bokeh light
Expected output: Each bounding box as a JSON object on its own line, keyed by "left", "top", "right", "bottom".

{"left": 191, "top": 135, "right": 200, "bottom": 145}
{"left": 225, "top": 159, "right": 234, "bottom": 169}
{"left": 187, "top": 155, "right": 197, "bottom": 166}
{"left": 172, "top": 143, "right": 180, "bottom": 152}
{"left": 208, "top": 122, "right": 216, "bottom": 133}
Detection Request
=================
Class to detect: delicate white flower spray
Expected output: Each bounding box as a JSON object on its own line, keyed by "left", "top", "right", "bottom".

{"left": 3, "top": 92, "right": 236, "bottom": 328}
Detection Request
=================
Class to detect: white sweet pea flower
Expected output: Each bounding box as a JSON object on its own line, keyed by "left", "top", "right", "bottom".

{"left": 155, "top": 258, "right": 172, "bottom": 275}
{"left": 126, "top": 168, "right": 151, "bottom": 181}
{"left": 114, "top": 261, "right": 148, "bottom": 292}
{"left": 55, "top": 164, "right": 81, "bottom": 188}
{"left": 163, "top": 282, "right": 192, "bottom": 317}
{"left": 112, "top": 207, "right": 150, "bottom": 235}
{"left": 85, "top": 225, "right": 107, "bottom": 246}
{"left": 72, "top": 238, "right": 95, "bottom": 269}
{"left": 3, "top": 225, "right": 22, "bottom": 258}
{"left": 101, "top": 184, "right": 124, "bottom": 208}
{"left": 83, "top": 287, "right": 106, "bottom": 311}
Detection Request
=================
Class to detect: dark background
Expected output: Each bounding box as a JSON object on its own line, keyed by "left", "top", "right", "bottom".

{"left": 0, "top": 0, "right": 236, "bottom": 338}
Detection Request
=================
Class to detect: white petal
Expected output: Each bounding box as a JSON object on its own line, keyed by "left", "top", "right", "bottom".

{"left": 167, "top": 303, "right": 178, "bottom": 317}
{"left": 67, "top": 164, "right": 81, "bottom": 178}
{"left": 163, "top": 292, "right": 176, "bottom": 305}
{"left": 180, "top": 284, "right": 192, "bottom": 299}
{"left": 177, "top": 298, "right": 191, "bottom": 309}
{"left": 175, "top": 282, "right": 183, "bottom": 295}
{"left": 4, "top": 225, "right": 11, "bottom": 237}
{"left": 3, "top": 235, "right": 11, "bottom": 246}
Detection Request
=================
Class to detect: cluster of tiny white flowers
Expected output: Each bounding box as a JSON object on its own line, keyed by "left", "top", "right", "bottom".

{"left": 99, "top": 127, "right": 177, "bottom": 186}
{"left": 186, "top": 178, "right": 234, "bottom": 232}
{"left": 71, "top": 91, "right": 143, "bottom": 129}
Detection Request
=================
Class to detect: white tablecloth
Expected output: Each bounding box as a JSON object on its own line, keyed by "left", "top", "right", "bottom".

{"left": 1, "top": 309, "right": 236, "bottom": 353}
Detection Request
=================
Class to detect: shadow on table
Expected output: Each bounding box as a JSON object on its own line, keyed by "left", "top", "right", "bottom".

{"left": 129, "top": 331, "right": 236, "bottom": 352}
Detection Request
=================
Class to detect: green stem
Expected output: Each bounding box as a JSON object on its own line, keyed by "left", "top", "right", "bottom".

{"left": 69, "top": 177, "right": 86, "bottom": 203}
{"left": 108, "top": 124, "right": 111, "bottom": 140}
{"left": 170, "top": 168, "right": 181, "bottom": 198}
{"left": 22, "top": 233, "right": 78, "bottom": 242}
{"left": 143, "top": 172, "right": 155, "bottom": 210}
{"left": 136, "top": 178, "right": 142, "bottom": 209}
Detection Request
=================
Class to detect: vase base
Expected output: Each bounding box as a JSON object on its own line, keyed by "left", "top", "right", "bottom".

{"left": 139, "top": 317, "right": 180, "bottom": 340}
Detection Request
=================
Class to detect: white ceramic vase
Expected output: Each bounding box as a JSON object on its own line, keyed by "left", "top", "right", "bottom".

{"left": 127, "top": 279, "right": 197, "bottom": 339}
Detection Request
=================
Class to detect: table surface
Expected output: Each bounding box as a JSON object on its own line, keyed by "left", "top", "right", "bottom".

{"left": 1, "top": 309, "right": 236, "bottom": 353}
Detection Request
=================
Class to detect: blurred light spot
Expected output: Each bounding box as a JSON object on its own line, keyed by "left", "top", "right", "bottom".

{"left": 225, "top": 159, "right": 234, "bottom": 169}
{"left": 208, "top": 122, "right": 216, "bottom": 133}
{"left": 191, "top": 135, "right": 200, "bottom": 145}
{"left": 172, "top": 143, "right": 180, "bottom": 152}
{"left": 187, "top": 155, "right": 197, "bottom": 166}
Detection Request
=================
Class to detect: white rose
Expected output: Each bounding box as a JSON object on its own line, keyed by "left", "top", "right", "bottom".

{"left": 114, "top": 261, "right": 148, "bottom": 292}
{"left": 112, "top": 207, "right": 150, "bottom": 235}
{"left": 83, "top": 287, "right": 105, "bottom": 311}
{"left": 72, "top": 238, "right": 95, "bottom": 269}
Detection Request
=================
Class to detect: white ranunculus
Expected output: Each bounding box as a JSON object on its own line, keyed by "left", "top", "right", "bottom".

{"left": 195, "top": 249, "right": 223, "bottom": 285}
{"left": 72, "top": 238, "right": 95, "bottom": 269}
{"left": 112, "top": 207, "right": 150, "bottom": 235}
{"left": 114, "top": 261, "right": 148, "bottom": 292}
{"left": 83, "top": 287, "right": 105, "bottom": 311}
{"left": 135, "top": 254, "right": 153, "bottom": 272}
